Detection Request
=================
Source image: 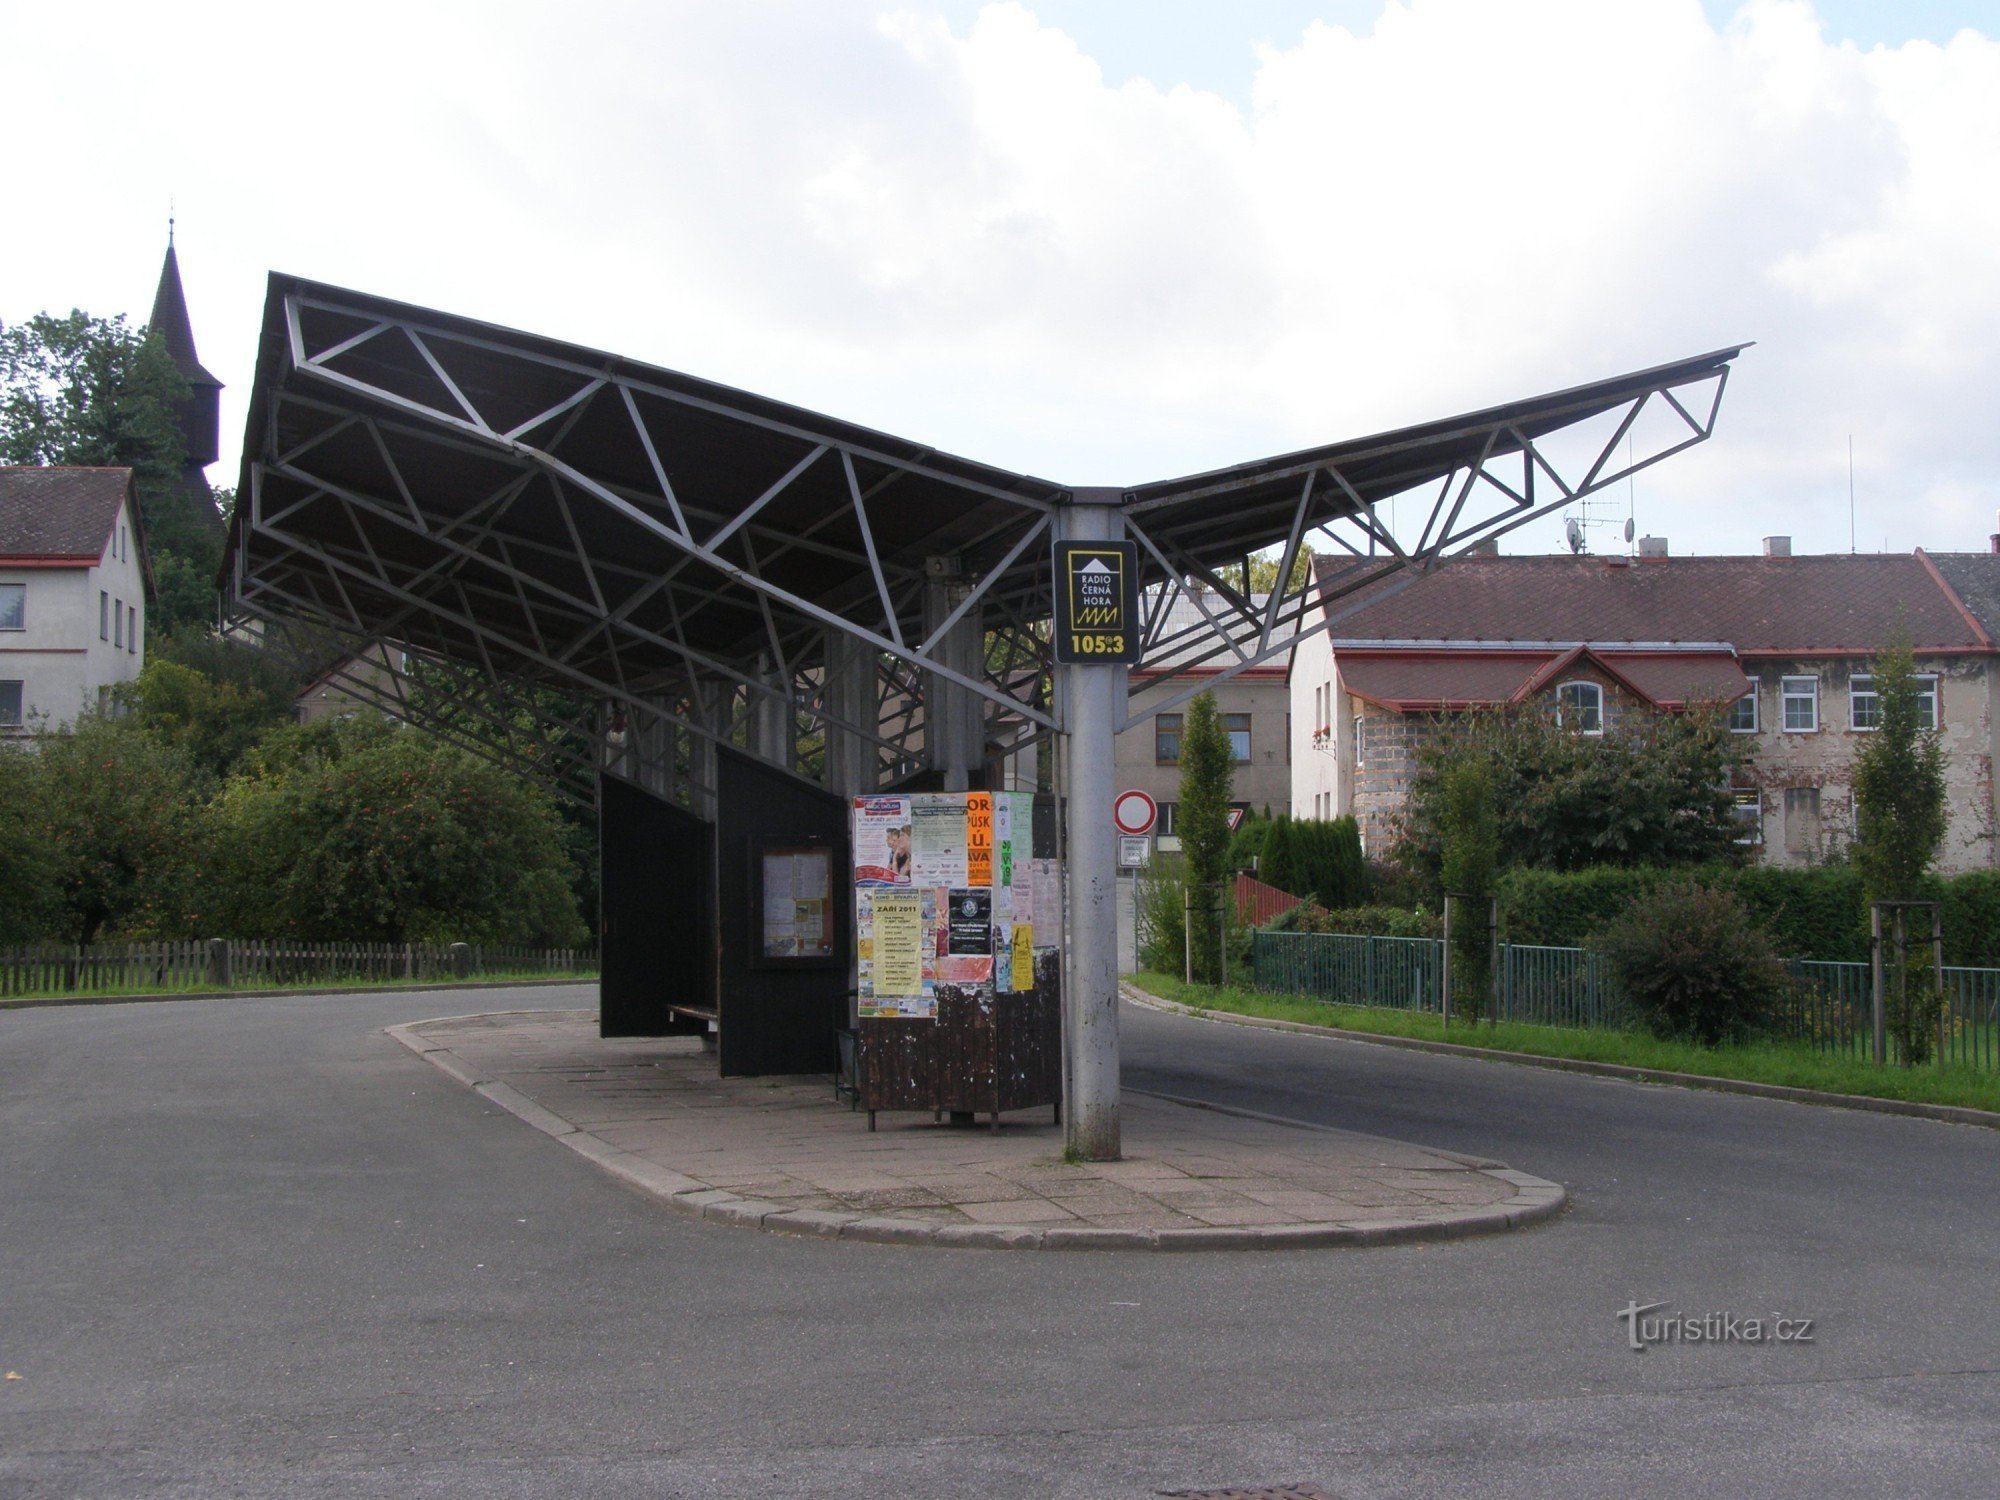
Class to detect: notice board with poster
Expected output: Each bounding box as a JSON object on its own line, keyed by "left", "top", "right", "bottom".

{"left": 750, "top": 842, "right": 838, "bottom": 966}
{"left": 851, "top": 790, "right": 1062, "bottom": 1128}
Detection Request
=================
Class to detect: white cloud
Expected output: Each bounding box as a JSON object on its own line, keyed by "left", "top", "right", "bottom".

{"left": 1, "top": 0, "right": 1995, "bottom": 554}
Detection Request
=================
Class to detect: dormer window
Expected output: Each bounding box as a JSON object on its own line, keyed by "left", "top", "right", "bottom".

{"left": 1556, "top": 680, "right": 1603, "bottom": 735}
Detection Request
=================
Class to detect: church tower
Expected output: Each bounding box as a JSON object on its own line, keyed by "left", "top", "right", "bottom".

{"left": 148, "top": 226, "right": 223, "bottom": 531}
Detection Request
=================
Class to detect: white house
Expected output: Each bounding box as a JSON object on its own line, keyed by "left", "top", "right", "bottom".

{"left": 0, "top": 467, "right": 150, "bottom": 734}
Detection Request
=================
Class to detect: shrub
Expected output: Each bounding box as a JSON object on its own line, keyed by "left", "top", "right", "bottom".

{"left": 1593, "top": 879, "right": 1789, "bottom": 1046}
{"left": 1136, "top": 855, "right": 1187, "bottom": 975}
{"left": 1259, "top": 817, "right": 1298, "bottom": 896}
{"left": 1226, "top": 814, "right": 1269, "bottom": 873}
{"left": 1292, "top": 903, "right": 1440, "bottom": 939}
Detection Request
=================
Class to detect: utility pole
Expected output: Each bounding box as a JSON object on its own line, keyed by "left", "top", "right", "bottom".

{"left": 1054, "top": 488, "right": 1125, "bottom": 1160}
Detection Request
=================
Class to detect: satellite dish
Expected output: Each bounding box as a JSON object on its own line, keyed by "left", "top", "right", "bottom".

{"left": 1624, "top": 517, "right": 1636, "bottom": 544}
{"left": 1565, "top": 516, "right": 1584, "bottom": 555}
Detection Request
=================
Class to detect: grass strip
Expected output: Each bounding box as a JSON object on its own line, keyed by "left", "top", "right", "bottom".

{"left": 1133, "top": 970, "right": 2000, "bottom": 1115}
{"left": 0, "top": 969, "right": 598, "bottom": 1003}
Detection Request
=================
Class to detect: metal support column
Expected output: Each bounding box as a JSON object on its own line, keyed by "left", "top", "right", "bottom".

{"left": 1057, "top": 490, "right": 1123, "bottom": 1161}
{"left": 751, "top": 653, "right": 793, "bottom": 770}
{"left": 821, "top": 627, "right": 874, "bottom": 798}
{"left": 924, "top": 558, "right": 982, "bottom": 790}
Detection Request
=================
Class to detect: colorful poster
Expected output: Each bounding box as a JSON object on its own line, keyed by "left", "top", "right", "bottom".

{"left": 852, "top": 795, "right": 912, "bottom": 886}
{"left": 856, "top": 889, "right": 876, "bottom": 998}
{"left": 1011, "top": 922, "right": 1035, "bottom": 990}
{"left": 966, "top": 792, "right": 993, "bottom": 887}
{"left": 911, "top": 796, "right": 969, "bottom": 887}
{"left": 870, "top": 891, "right": 923, "bottom": 999}
{"left": 1033, "top": 859, "right": 1062, "bottom": 951}
{"left": 946, "top": 888, "right": 992, "bottom": 954}
{"left": 938, "top": 954, "right": 994, "bottom": 985}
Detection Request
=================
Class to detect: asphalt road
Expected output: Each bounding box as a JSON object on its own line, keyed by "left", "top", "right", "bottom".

{"left": 3, "top": 985, "right": 1997, "bottom": 1499}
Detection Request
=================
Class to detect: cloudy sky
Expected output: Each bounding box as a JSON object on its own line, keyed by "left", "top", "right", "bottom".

{"left": 5, "top": 0, "right": 1997, "bottom": 558}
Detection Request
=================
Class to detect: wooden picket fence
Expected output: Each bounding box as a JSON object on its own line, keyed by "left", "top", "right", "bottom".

{"left": 0, "top": 940, "right": 597, "bottom": 999}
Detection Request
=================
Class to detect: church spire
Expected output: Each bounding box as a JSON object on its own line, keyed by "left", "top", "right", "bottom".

{"left": 149, "top": 231, "right": 222, "bottom": 479}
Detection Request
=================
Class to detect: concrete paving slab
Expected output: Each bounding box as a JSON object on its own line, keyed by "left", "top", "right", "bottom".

{"left": 385, "top": 1010, "right": 1565, "bottom": 1251}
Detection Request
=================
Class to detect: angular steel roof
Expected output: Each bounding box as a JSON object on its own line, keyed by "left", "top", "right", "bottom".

{"left": 225, "top": 273, "right": 1743, "bottom": 764}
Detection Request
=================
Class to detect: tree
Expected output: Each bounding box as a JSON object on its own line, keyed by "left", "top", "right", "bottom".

{"left": 0, "top": 744, "right": 63, "bottom": 943}
{"left": 1436, "top": 755, "right": 1499, "bottom": 1022}
{"left": 121, "top": 645, "right": 300, "bottom": 784}
{"left": 1851, "top": 640, "right": 1949, "bottom": 1063}
{"left": 0, "top": 310, "right": 225, "bottom": 637}
{"left": 1177, "top": 691, "right": 1235, "bottom": 981}
{"left": 1259, "top": 816, "right": 1298, "bottom": 896}
{"left": 1398, "top": 704, "right": 1741, "bottom": 884}
{"left": 1595, "top": 878, "right": 1788, "bottom": 1046}
{"left": 1245, "top": 546, "right": 1314, "bottom": 595}
{"left": 31, "top": 716, "right": 207, "bottom": 943}
{"left": 208, "top": 723, "right": 588, "bottom": 946}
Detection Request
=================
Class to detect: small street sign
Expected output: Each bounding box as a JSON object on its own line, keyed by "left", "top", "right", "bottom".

{"left": 1052, "top": 540, "right": 1141, "bottom": 664}
{"left": 1118, "top": 835, "right": 1151, "bottom": 868}
{"left": 1113, "top": 788, "right": 1158, "bottom": 836}
{"left": 1227, "top": 805, "right": 1247, "bottom": 831}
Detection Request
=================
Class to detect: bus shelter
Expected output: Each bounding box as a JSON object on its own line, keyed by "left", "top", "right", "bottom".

{"left": 224, "top": 273, "right": 1741, "bottom": 1157}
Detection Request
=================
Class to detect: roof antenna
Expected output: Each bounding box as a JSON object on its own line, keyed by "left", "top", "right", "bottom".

{"left": 1848, "top": 435, "right": 1856, "bottom": 554}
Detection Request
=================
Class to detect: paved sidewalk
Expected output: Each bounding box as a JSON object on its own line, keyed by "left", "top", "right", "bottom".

{"left": 390, "top": 1009, "right": 1565, "bottom": 1251}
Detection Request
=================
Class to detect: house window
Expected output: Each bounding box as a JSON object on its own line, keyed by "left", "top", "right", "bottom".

{"left": 100, "top": 590, "right": 110, "bottom": 640}
{"left": 1728, "top": 690, "right": 1757, "bottom": 733}
{"left": 113, "top": 599, "right": 123, "bottom": 649}
{"left": 0, "top": 680, "right": 21, "bottom": 728}
{"left": 1155, "top": 713, "right": 1182, "bottom": 765}
{"left": 0, "top": 583, "right": 23, "bottom": 632}
{"left": 1849, "top": 674, "right": 1878, "bottom": 731}
{"left": 1156, "top": 801, "right": 1178, "bottom": 836}
{"left": 1783, "top": 787, "right": 1821, "bottom": 856}
{"left": 1731, "top": 789, "right": 1763, "bottom": 845}
{"left": 1781, "top": 676, "right": 1818, "bottom": 732}
{"left": 1556, "top": 681, "right": 1603, "bottom": 734}
{"left": 1849, "top": 673, "right": 1938, "bottom": 732}
{"left": 128, "top": 603, "right": 138, "bottom": 654}
{"left": 1224, "top": 712, "right": 1251, "bottom": 763}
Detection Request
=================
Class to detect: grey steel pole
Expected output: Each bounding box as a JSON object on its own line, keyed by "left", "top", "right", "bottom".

{"left": 1058, "top": 491, "right": 1123, "bottom": 1161}
{"left": 1870, "top": 903, "right": 1885, "bottom": 1066}
{"left": 1440, "top": 895, "right": 1453, "bottom": 1030}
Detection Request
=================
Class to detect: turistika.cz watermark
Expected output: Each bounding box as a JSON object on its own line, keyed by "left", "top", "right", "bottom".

{"left": 1616, "top": 1300, "right": 1816, "bottom": 1351}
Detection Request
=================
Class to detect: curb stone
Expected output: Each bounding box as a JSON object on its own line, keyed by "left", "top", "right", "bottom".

{"left": 1122, "top": 981, "right": 2000, "bottom": 1134}
{"left": 3, "top": 977, "right": 594, "bottom": 1012}
{"left": 386, "top": 1017, "right": 1567, "bottom": 1252}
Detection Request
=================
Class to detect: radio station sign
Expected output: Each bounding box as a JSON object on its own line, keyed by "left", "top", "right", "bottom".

{"left": 1052, "top": 540, "right": 1141, "bottom": 664}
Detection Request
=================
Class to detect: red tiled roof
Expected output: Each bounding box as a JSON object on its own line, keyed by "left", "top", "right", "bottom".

{"left": 1316, "top": 552, "right": 1987, "bottom": 654}
{"left": 0, "top": 467, "right": 132, "bottom": 562}
{"left": 1339, "top": 651, "right": 1549, "bottom": 710}
{"left": 1337, "top": 646, "right": 1748, "bottom": 712}
{"left": 1594, "top": 650, "right": 1750, "bottom": 706}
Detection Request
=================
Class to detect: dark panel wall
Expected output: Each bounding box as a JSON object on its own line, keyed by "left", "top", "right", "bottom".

{"left": 715, "top": 746, "right": 850, "bottom": 1078}
{"left": 598, "top": 772, "right": 715, "bottom": 1039}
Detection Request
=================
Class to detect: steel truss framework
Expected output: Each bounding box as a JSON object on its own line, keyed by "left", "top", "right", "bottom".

{"left": 228, "top": 276, "right": 1743, "bottom": 800}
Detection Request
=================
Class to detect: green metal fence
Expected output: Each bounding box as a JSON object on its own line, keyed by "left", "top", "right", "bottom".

{"left": 1249, "top": 929, "right": 2000, "bottom": 1072}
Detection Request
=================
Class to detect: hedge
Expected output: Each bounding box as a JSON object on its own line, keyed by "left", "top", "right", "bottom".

{"left": 1493, "top": 864, "right": 2000, "bottom": 966}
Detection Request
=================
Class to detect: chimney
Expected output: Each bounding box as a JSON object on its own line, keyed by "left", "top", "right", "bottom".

{"left": 1636, "top": 535, "right": 1669, "bottom": 560}
{"left": 1763, "top": 535, "right": 1792, "bottom": 558}
{"left": 1990, "top": 509, "right": 2000, "bottom": 554}
{"left": 1469, "top": 538, "right": 1500, "bottom": 557}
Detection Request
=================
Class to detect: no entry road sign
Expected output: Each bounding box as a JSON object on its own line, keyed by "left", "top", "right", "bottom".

{"left": 1113, "top": 788, "right": 1157, "bottom": 836}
